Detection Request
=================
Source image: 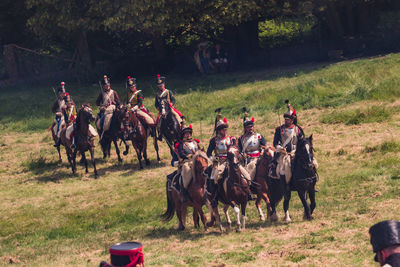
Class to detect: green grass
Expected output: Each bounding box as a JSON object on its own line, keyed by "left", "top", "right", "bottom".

{"left": 321, "top": 105, "right": 391, "bottom": 125}
{"left": 1, "top": 54, "right": 400, "bottom": 266}
{"left": 2, "top": 53, "right": 400, "bottom": 132}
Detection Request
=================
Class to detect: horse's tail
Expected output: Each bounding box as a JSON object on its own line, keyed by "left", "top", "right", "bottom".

{"left": 161, "top": 179, "right": 175, "bottom": 221}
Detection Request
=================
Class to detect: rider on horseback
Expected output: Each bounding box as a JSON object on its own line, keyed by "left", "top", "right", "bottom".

{"left": 238, "top": 107, "right": 267, "bottom": 181}
{"left": 177, "top": 122, "right": 201, "bottom": 202}
{"left": 273, "top": 100, "right": 304, "bottom": 188}
{"left": 154, "top": 74, "right": 183, "bottom": 140}
{"left": 52, "top": 82, "right": 70, "bottom": 147}
{"left": 126, "top": 76, "right": 156, "bottom": 128}
{"left": 96, "top": 75, "right": 120, "bottom": 138}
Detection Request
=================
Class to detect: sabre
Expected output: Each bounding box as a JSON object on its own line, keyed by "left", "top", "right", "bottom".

{"left": 52, "top": 87, "right": 57, "bottom": 99}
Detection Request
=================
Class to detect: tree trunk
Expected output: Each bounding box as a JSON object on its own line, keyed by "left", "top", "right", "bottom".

{"left": 76, "top": 30, "right": 92, "bottom": 69}
{"left": 3, "top": 44, "right": 19, "bottom": 81}
{"left": 326, "top": 2, "right": 344, "bottom": 38}
{"left": 345, "top": 2, "right": 355, "bottom": 36}
{"left": 152, "top": 34, "right": 167, "bottom": 61}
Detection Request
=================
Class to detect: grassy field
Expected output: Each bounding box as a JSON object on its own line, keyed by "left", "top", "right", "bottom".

{"left": 1, "top": 54, "right": 400, "bottom": 266}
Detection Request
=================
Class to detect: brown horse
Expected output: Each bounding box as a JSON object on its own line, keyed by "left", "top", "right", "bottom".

{"left": 61, "top": 104, "right": 98, "bottom": 178}
{"left": 162, "top": 150, "right": 211, "bottom": 230}
{"left": 207, "top": 145, "right": 250, "bottom": 232}
{"left": 119, "top": 107, "right": 160, "bottom": 169}
{"left": 252, "top": 147, "right": 275, "bottom": 221}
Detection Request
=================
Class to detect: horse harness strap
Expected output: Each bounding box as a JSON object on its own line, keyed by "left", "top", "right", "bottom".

{"left": 128, "top": 90, "right": 141, "bottom": 103}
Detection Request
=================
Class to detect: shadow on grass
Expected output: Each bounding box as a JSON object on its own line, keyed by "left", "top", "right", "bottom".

{"left": 34, "top": 170, "right": 75, "bottom": 183}
{"left": 95, "top": 159, "right": 168, "bottom": 177}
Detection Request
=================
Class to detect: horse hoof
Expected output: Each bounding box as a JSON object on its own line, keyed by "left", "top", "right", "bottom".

{"left": 94, "top": 174, "right": 98, "bottom": 179}
{"left": 178, "top": 226, "right": 185, "bottom": 231}
{"left": 284, "top": 217, "right": 292, "bottom": 223}
{"left": 303, "top": 214, "right": 314, "bottom": 221}
{"left": 146, "top": 160, "right": 150, "bottom": 166}
{"left": 270, "top": 213, "right": 278, "bottom": 222}
{"left": 236, "top": 227, "right": 242, "bottom": 233}
{"left": 260, "top": 216, "right": 265, "bottom": 222}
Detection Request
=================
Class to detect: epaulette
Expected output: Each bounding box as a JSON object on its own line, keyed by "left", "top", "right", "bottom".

{"left": 194, "top": 139, "right": 200, "bottom": 143}
{"left": 174, "top": 142, "right": 179, "bottom": 149}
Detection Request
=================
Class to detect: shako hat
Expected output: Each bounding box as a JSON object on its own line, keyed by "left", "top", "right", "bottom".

{"left": 242, "top": 107, "right": 254, "bottom": 127}
{"left": 102, "top": 75, "right": 111, "bottom": 86}
{"left": 156, "top": 74, "right": 165, "bottom": 85}
{"left": 58, "top": 81, "right": 66, "bottom": 93}
{"left": 214, "top": 107, "right": 228, "bottom": 131}
{"left": 127, "top": 76, "right": 136, "bottom": 87}
{"left": 180, "top": 118, "right": 193, "bottom": 139}
{"left": 100, "top": 241, "right": 144, "bottom": 267}
{"left": 369, "top": 220, "right": 400, "bottom": 255}
{"left": 283, "top": 99, "right": 296, "bottom": 120}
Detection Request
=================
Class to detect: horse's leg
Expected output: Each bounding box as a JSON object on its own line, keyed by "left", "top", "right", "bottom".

{"left": 90, "top": 147, "right": 98, "bottom": 179}
{"left": 113, "top": 138, "right": 122, "bottom": 162}
{"left": 241, "top": 202, "right": 247, "bottom": 230}
{"left": 132, "top": 141, "right": 143, "bottom": 169}
{"left": 153, "top": 132, "right": 161, "bottom": 163}
{"left": 309, "top": 188, "right": 316, "bottom": 215}
{"left": 283, "top": 189, "right": 292, "bottom": 222}
{"left": 193, "top": 209, "right": 200, "bottom": 228}
{"left": 223, "top": 204, "right": 232, "bottom": 231}
{"left": 255, "top": 194, "right": 265, "bottom": 221}
{"left": 233, "top": 204, "right": 241, "bottom": 232}
{"left": 298, "top": 190, "right": 312, "bottom": 220}
{"left": 71, "top": 148, "right": 78, "bottom": 174}
{"left": 175, "top": 198, "right": 185, "bottom": 231}
{"left": 122, "top": 139, "right": 129, "bottom": 156}
{"left": 81, "top": 152, "right": 88, "bottom": 173}
{"left": 143, "top": 138, "right": 150, "bottom": 166}
{"left": 57, "top": 145, "right": 62, "bottom": 162}
{"left": 205, "top": 199, "right": 217, "bottom": 228}
{"left": 181, "top": 205, "right": 188, "bottom": 230}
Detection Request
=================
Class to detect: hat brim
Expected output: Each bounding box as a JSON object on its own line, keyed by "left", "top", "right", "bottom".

{"left": 216, "top": 124, "right": 228, "bottom": 131}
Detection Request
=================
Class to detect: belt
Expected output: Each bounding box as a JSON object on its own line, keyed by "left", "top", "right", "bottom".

{"left": 247, "top": 152, "right": 260, "bottom": 157}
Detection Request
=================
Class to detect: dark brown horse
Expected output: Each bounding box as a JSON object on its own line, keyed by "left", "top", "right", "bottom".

{"left": 252, "top": 146, "right": 275, "bottom": 221}
{"left": 207, "top": 145, "right": 250, "bottom": 232}
{"left": 119, "top": 107, "right": 160, "bottom": 169}
{"left": 61, "top": 104, "right": 98, "bottom": 178}
{"left": 162, "top": 150, "right": 211, "bottom": 230}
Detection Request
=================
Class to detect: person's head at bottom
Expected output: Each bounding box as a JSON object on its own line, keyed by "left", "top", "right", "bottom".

{"left": 369, "top": 220, "right": 400, "bottom": 266}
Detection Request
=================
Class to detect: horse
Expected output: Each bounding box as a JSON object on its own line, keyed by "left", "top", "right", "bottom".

{"left": 267, "top": 135, "right": 317, "bottom": 222}
{"left": 207, "top": 145, "right": 250, "bottom": 232}
{"left": 251, "top": 146, "right": 275, "bottom": 221}
{"left": 97, "top": 108, "right": 125, "bottom": 162}
{"left": 159, "top": 98, "right": 181, "bottom": 154}
{"left": 61, "top": 104, "right": 98, "bottom": 178}
{"left": 161, "top": 150, "right": 211, "bottom": 230}
{"left": 119, "top": 106, "right": 160, "bottom": 169}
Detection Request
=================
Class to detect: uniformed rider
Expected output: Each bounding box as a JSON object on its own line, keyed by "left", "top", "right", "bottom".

{"left": 154, "top": 74, "right": 183, "bottom": 140}
{"left": 126, "top": 76, "right": 156, "bottom": 128}
{"left": 95, "top": 75, "right": 120, "bottom": 136}
{"left": 51, "top": 82, "right": 69, "bottom": 147}
{"left": 177, "top": 123, "right": 201, "bottom": 201}
{"left": 273, "top": 100, "right": 304, "bottom": 187}
{"left": 238, "top": 108, "right": 267, "bottom": 180}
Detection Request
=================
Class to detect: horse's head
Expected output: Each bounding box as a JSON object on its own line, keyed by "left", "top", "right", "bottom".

{"left": 227, "top": 145, "right": 241, "bottom": 168}
{"left": 160, "top": 98, "right": 170, "bottom": 118}
{"left": 296, "top": 134, "right": 315, "bottom": 171}
{"left": 80, "top": 104, "right": 95, "bottom": 123}
{"left": 262, "top": 146, "right": 276, "bottom": 161}
{"left": 192, "top": 150, "right": 211, "bottom": 181}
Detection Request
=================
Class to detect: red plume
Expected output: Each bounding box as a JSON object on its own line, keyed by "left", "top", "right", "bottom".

{"left": 251, "top": 117, "right": 254, "bottom": 122}
{"left": 61, "top": 82, "right": 65, "bottom": 85}
{"left": 157, "top": 74, "right": 160, "bottom": 78}
{"left": 65, "top": 92, "right": 69, "bottom": 96}
{"left": 293, "top": 109, "right": 297, "bottom": 115}
{"left": 223, "top": 117, "right": 227, "bottom": 123}
{"left": 189, "top": 124, "right": 192, "bottom": 129}
{"left": 127, "top": 76, "right": 131, "bottom": 79}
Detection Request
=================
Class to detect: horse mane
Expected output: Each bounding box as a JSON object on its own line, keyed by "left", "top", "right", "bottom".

{"left": 191, "top": 150, "right": 211, "bottom": 179}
